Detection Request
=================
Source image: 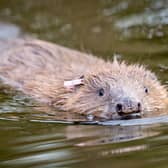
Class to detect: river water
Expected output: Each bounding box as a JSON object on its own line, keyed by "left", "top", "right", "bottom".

{"left": 0, "top": 0, "right": 168, "bottom": 167}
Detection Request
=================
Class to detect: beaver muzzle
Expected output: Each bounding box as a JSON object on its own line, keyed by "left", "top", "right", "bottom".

{"left": 115, "top": 97, "right": 142, "bottom": 116}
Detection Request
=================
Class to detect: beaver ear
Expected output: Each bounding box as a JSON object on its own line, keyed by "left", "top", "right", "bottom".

{"left": 64, "top": 78, "right": 84, "bottom": 89}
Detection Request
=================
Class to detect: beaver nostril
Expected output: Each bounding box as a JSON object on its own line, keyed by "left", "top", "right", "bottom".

{"left": 137, "top": 102, "right": 141, "bottom": 112}
{"left": 116, "top": 103, "right": 123, "bottom": 113}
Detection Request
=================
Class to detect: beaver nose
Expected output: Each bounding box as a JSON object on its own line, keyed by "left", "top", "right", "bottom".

{"left": 116, "top": 101, "right": 141, "bottom": 115}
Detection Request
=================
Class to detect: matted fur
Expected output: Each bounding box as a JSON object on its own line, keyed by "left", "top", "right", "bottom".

{"left": 0, "top": 39, "right": 167, "bottom": 119}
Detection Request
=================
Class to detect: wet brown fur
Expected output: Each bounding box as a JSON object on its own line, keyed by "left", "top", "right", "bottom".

{"left": 0, "top": 39, "right": 167, "bottom": 119}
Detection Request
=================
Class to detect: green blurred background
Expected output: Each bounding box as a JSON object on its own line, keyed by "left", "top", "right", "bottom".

{"left": 0, "top": 1, "right": 168, "bottom": 168}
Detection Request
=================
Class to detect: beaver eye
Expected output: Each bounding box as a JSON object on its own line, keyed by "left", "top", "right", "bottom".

{"left": 98, "top": 88, "right": 104, "bottom": 96}
{"left": 144, "top": 87, "right": 148, "bottom": 94}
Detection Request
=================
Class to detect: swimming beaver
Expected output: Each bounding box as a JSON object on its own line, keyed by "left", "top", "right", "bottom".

{"left": 0, "top": 39, "right": 167, "bottom": 119}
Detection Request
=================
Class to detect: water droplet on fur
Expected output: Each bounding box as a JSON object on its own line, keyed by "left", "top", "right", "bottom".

{"left": 87, "top": 114, "right": 94, "bottom": 121}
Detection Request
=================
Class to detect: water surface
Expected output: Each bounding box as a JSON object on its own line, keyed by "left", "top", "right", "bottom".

{"left": 0, "top": 0, "right": 168, "bottom": 167}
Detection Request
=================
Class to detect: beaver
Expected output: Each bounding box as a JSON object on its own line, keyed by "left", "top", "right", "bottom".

{"left": 0, "top": 39, "right": 167, "bottom": 120}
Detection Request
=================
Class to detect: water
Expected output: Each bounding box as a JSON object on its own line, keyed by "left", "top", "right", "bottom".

{"left": 0, "top": 0, "right": 168, "bottom": 167}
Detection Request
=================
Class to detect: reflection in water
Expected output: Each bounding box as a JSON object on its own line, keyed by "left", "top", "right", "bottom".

{"left": 66, "top": 125, "right": 158, "bottom": 146}
{"left": 0, "top": 120, "right": 168, "bottom": 168}
{"left": 0, "top": 0, "right": 168, "bottom": 168}
{"left": 0, "top": 120, "right": 161, "bottom": 168}
{"left": 0, "top": 121, "right": 79, "bottom": 167}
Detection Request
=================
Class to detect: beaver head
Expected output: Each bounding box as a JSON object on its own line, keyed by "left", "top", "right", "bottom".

{"left": 63, "top": 61, "right": 168, "bottom": 120}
